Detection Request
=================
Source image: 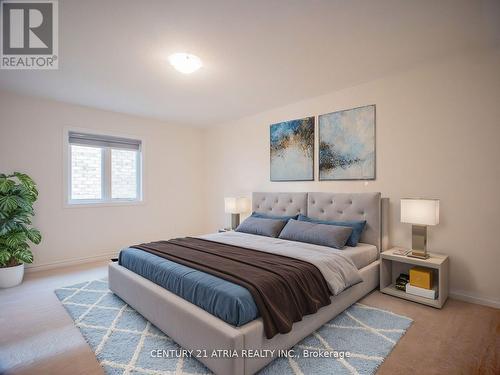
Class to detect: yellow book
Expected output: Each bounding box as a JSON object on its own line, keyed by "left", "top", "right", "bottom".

{"left": 409, "top": 267, "right": 433, "bottom": 290}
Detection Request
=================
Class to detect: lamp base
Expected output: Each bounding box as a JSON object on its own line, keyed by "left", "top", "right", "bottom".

{"left": 407, "top": 250, "right": 430, "bottom": 259}
{"left": 407, "top": 225, "right": 429, "bottom": 259}
{"left": 230, "top": 213, "right": 240, "bottom": 230}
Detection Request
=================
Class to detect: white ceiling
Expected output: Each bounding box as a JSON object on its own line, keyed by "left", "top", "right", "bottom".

{"left": 1, "top": 0, "right": 499, "bottom": 127}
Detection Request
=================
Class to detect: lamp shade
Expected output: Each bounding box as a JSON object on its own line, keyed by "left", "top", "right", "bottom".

{"left": 224, "top": 197, "right": 250, "bottom": 214}
{"left": 401, "top": 198, "right": 440, "bottom": 226}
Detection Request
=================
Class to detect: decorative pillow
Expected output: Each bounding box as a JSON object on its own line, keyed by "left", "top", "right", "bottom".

{"left": 278, "top": 219, "right": 353, "bottom": 249}
{"left": 251, "top": 212, "right": 299, "bottom": 221}
{"left": 297, "top": 214, "right": 366, "bottom": 247}
{"left": 235, "top": 216, "right": 287, "bottom": 238}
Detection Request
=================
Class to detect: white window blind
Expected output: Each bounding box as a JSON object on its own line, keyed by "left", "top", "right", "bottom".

{"left": 68, "top": 131, "right": 141, "bottom": 150}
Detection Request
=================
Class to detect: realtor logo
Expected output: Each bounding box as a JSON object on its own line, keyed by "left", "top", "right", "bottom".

{"left": 1, "top": 0, "right": 58, "bottom": 69}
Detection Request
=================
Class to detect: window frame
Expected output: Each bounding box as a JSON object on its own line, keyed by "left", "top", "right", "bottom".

{"left": 64, "top": 128, "right": 144, "bottom": 207}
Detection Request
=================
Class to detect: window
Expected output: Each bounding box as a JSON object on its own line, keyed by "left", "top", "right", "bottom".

{"left": 71, "top": 145, "right": 103, "bottom": 200}
{"left": 111, "top": 149, "right": 138, "bottom": 199}
{"left": 67, "top": 131, "right": 142, "bottom": 204}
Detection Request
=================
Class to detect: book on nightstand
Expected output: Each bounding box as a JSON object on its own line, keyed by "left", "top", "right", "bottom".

{"left": 392, "top": 247, "right": 412, "bottom": 256}
{"left": 406, "top": 284, "right": 437, "bottom": 299}
{"left": 395, "top": 273, "right": 409, "bottom": 291}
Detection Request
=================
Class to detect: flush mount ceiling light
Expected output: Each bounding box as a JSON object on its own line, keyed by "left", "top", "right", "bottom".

{"left": 168, "top": 53, "right": 202, "bottom": 74}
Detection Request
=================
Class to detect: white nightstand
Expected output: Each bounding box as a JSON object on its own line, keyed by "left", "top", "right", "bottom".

{"left": 380, "top": 248, "right": 449, "bottom": 308}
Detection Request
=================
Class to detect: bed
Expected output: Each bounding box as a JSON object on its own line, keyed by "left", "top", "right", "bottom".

{"left": 109, "top": 192, "right": 388, "bottom": 375}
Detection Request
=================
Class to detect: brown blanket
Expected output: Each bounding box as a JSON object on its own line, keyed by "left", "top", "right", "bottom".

{"left": 132, "top": 237, "right": 331, "bottom": 338}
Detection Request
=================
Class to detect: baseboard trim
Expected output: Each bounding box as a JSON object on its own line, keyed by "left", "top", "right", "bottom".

{"left": 25, "top": 251, "right": 119, "bottom": 273}
{"left": 450, "top": 290, "right": 500, "bottom": 309}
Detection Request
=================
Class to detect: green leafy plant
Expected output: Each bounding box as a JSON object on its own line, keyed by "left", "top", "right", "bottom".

{"left": 0, "top": 172, "right": 41, "bottom": 267}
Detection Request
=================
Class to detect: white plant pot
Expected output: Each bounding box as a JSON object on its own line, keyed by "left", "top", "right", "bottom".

{"left": 0, "top": 263, "right": 25, "bottom": 288}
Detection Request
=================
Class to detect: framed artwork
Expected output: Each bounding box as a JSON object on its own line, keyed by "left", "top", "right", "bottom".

{"left": 270, "top": 116, "right": 314, "bottom": 181}
{"left": 319, "top": 105, "right": 375, "bottom": 180}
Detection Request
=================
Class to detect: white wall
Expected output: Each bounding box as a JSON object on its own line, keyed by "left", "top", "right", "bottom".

{"left": 1, "top": 47, "right": 499, "bottom": 307}
{"left": 0, "top": 91, "right": 206, "bottom": 270}
{"left": 202, "top": 47, "right": 500, "bottom": 307}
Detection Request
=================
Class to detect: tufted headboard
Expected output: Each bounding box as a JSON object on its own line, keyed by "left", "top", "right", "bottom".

{"left": 307, "top": 192, "right": 381, "bottom": 250}
{"left": 252, "top": 192, "right": 383, "bottom": 250}
{"left": 252, "top": 192, "right": 308, "bottom": 217}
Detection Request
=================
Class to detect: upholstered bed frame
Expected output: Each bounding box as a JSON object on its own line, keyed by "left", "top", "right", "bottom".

{"left": 109, "top": 192, "right": 387, "bottom": 375}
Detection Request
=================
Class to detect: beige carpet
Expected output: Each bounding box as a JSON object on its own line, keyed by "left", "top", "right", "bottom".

{"left": 0, "top": 261, "right": 498, "bottom": 375}
{"left": 362, "top": 291, "right": 499, "bottom": 374}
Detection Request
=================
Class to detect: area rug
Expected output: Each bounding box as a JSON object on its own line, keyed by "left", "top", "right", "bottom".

{"left": 55, "top": 279, "right": 412, "bottom": 375}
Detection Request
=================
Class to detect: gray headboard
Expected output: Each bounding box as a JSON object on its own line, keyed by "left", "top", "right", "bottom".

{"left": 252, "top": 192, "right": 383, "bottom": 250}
{"left": 252, "top": 192, "right": 308, "bottom": 216}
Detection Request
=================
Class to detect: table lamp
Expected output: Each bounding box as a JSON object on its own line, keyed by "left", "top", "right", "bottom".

{"left": 224, "top": 197, "right": 250, "bottom": 230}
{"left": 400, "top": 198, "right": 440, "bottom": 259}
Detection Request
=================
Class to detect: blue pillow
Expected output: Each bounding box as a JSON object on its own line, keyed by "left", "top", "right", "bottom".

{"left": 236, "top": 216, "right": 287, "bottom": 238}
{"left": 279, "top": 219, "right": 352, "bottom": 249}
{"left": 251, "top": 212, "right": 298, "bottom": 221}
{"left": 297, "top": 214, "right": 366, "bottom": 247}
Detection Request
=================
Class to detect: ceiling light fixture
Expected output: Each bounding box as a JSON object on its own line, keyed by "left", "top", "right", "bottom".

{"left": 168, "top": 53, "right": 202, "bottom": 74}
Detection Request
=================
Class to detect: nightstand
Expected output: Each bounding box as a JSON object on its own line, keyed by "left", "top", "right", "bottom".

{"left": 380, "top": 248, "right": 449, "bottom": 308}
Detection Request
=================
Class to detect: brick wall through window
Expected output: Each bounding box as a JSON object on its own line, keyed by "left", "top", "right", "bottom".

{"left": 71, "top": 145, "right": 102, "bottom": 200}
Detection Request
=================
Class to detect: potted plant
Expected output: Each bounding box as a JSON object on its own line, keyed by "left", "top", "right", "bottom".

{"left": 0, "top": 172, "right": 41, "bottom": 288}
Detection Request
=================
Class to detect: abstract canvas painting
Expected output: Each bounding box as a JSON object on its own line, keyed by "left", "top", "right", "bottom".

{"left": 270, "top": 116, "right": 314, "bottom": 181}
{"left": 319, "top": 105, "right": 375, "bottom": 180}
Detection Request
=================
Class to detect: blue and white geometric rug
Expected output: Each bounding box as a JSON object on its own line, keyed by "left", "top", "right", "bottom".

{"left": 55, "top": 279, "right": 412, "bottom": 375}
